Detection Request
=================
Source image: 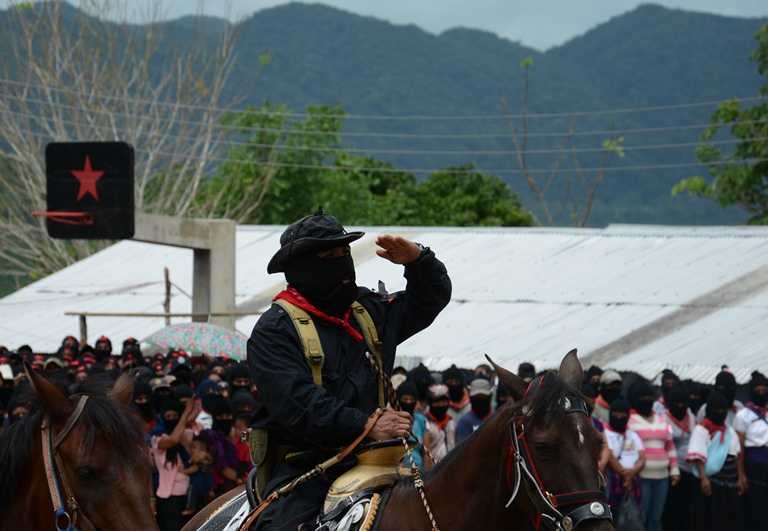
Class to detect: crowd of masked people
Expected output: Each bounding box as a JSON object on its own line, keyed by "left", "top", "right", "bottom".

{"left": 2, "top": 336, "right": 767, "bottom": 531}
{"left": 0, "top": 336, "right": 258, "bottom": 531}
{"left": 390, "top": 361, "right": 768, "bottom": 531}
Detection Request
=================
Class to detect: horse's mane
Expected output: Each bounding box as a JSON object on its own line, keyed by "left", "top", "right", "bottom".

{"left": 0, "top": 377, "right": 145, "bottom": 512}
{"left": 424, "top": 370, "right": 579, "bottom": 479}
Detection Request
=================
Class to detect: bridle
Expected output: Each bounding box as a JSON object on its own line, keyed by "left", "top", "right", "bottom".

{"left": 504, "top": 378, "right": 613, "bottom": 531}
{"left": 40, "top": 395, "right": 94, "bottom": 531}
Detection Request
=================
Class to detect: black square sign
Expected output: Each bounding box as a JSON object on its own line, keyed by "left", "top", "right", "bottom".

{"left": 45, "top": 142, "right": 134, "bottom": 239}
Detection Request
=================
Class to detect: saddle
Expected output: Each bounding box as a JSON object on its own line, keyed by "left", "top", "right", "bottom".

{"left": 305, "top": 439, "right": 408, "bottom": 531}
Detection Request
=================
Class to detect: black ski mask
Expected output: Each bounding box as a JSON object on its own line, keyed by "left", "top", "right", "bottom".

{"left": 609, "top": 399, "right": 631, "bottom": 433}
{"left": 629, "top": 380, "right": 655, "bottom": 417}
{"left": 714, "top": 371, "right": 737, "bottom": 408}
{"left": 285, "top": 253, "right": 357, "bottom": 316}
{"left": 666, "top": 385, "right": 689, "bottom": 421}
{"left": 750, "top": 373, "right": 768, "bottom": 407}
{"left": 705, "top": 391, "right": 729, "bottom": 426}
{"left": 470, "top": 395, "right": 491, "bottom": 418}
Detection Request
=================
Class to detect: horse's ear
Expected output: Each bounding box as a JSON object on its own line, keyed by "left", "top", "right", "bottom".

{"left": 23, "top": 362, "right": 72, "bottom": 420}
{"left": 485, "top": 355, "right": 526, "bottom": 400}
{"left": 558, "top": 349, "right": 583, "bottom": 389}
{"left": 110, "top": 372, "right": 135, "bottom": 407}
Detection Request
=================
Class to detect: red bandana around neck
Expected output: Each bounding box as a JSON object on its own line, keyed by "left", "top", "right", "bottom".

{"left": 274, "top": 286, "right": 363, "bottom": 342}
{"left": 427, "top": 411, "right": 452, "bottom": 431}
{"left": 666, "top": 410, "right": 693, "bottom": 433}
{"left": 450, "top": 389, "right": 470, "bottom": 411}
{"left": 701, "top": 418, "right": 726, "bottom": 442}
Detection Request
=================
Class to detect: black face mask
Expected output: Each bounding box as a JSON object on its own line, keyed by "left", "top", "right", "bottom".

{"left": 133, "top": 401, "right": 154, "bottom": 421}
{"left": 430, "top": 406, "right": 448, "bottom": 420}
{"left": 689, "top": 395, "right": 705, "bottom": 415}
{"left": 470, "top": 396, "right": 491, "bottom": 418}
{"left": 447, "top": 384, "right": 464, "bottom": 402}
{"left": 609, "top": 414, "right": 629, "bottom": 433}
{"left": 634, "top": 398, "right": 654, "bottom": 416}
{"left": 707, "top": 408, "right": 727, "bottom": 426}
{"left": 213, "top": 418, "right": 233, "bottom": 435}
{"left": 399, "top": 402, "right": 416, "bottom": 415}
{"left": 668, "top": 403, "right": 688, "bottom": 420}
{"left": 600, "top": 386, "right": 621, "bottom": 403}
{"left": 163, "top": 418, "right": 179, "bottom": 434}
{"left": 715, "top": 385, "right": 736, "bottom": 407}
{"left": 286, "top": 254, "right": 357, "bottom": 316}
{"left": 751, "top": 391, "right": 768, "bottom": 407}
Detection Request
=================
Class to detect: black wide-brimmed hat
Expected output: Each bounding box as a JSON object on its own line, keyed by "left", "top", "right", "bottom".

{"left": 267, "top": 213, "right": 364, "bottom": 274}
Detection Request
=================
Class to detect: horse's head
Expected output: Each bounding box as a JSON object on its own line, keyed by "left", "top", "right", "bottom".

{"left": 488, "top": 350, "right": 614, "bottom": 531}
{"left": 25, "top": 365, "right": 159, "bottom": 531}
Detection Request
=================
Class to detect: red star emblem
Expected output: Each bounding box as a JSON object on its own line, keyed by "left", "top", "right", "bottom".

{"left": 71, "top": 155, "right": 104, "bottom": 201}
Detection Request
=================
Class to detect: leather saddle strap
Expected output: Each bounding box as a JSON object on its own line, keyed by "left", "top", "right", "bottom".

{"left": 238, "top": 408, "right": 385, "bottom": 531}
{"left": 54, "top": 396, "right": 89, "bottom": 449}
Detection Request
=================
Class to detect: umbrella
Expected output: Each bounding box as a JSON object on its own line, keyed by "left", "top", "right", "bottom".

{"left": 142, "top": 322, "right": 248, "bottom": 360}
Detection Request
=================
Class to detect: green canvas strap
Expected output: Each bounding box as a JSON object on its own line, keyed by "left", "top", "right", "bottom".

{"left": 351, "top": 302, "right": 386, "bottom": 408}
{"left": 274, "top": 299, "right": 324, "bottom": 385}
{"left": 274, "top": 299, "right": 386, "bottom": 408}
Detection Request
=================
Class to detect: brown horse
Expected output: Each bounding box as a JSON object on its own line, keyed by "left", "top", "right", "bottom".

{"left": 0, "top": 367, "right": 158, "bottom": 531}
{"left": 186, "top": 350, "right": 614, "bottom": 531}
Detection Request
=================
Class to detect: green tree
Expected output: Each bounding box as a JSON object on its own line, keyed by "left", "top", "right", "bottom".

{"left": 413, "top": 166, "right": 535, "bottom": 226}
{"left": 672, "top": 25, "right": 768, "bottom": 224}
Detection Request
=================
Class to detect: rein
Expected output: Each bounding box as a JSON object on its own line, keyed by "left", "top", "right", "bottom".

{"left": 41, "top": 395, "right": 93, "bottom": 531}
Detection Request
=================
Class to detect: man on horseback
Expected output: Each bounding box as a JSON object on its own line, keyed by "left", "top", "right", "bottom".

{"left": 246, "top": 212, "right": 451, "bottom": 530}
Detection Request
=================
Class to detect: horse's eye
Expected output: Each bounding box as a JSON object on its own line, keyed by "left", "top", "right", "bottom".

{"left": 534, "top": 443, "right": 558, "bottom": 458}
{"left": 76, "top": 466, "right": 97, "bottom": 480}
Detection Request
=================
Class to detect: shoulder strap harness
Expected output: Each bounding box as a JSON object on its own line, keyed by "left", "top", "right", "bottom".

{"left": 274, "top": 299, "right": 386, "bottom": 407}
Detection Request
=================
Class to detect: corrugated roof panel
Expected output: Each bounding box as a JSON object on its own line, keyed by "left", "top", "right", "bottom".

{"left": 1, "top": 225, "right": 766, "bottom": 383}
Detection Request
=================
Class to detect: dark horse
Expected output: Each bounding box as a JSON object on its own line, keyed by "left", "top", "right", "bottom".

{"left": 0, "top": 366, "right": 159, "bottom": 531}
{"left": 186, "top": 350, "right": 614, "bottom": 531}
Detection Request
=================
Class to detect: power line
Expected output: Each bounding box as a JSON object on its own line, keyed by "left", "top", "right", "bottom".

{"left": 0, "top": 77, "right": 764, "bottom": 120}
{"left": 11, "top": 125, "right": 763, "bottom": 175}
{"left": 3, "top": 92, "right": 767, "bottom": 140}
{"left": 3, "top": 108, "right": 764, "bottom": 157}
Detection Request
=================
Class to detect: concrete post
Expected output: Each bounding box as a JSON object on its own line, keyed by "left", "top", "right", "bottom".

{"left": 133, "top": 213, "right": 236, "bottom": 330}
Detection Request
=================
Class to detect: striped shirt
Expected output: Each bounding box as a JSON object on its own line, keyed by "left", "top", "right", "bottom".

{"left": 629, "top": 412, "right": 680, "bottom": 480}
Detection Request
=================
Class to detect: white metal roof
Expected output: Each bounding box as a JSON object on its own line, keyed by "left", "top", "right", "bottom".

{"left": 2, "top": 224, "right": 767, "bottom": 382}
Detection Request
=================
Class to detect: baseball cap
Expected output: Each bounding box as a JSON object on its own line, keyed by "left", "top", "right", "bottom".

{"left": 469, "top": 378, "right": 493, "bottom": 397}
{"left": 600, "top": 370, "right": 622, "bottom": 385}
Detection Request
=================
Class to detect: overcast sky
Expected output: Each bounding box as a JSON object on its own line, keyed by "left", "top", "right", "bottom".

{"left": 158, "top": 0, "right": 767, "bottom": 50}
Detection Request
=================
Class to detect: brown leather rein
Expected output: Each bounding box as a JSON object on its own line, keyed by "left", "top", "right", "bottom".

{"left": 41, "top": 395, "right": 94, "bottom": 531}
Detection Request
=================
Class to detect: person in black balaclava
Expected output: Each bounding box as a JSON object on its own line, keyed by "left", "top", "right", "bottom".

{"left": 697, "top": 370, "right": 742, "bottom": 426}
{"left": 608, "top": 398, "right": 631, "bottom": 433}
{"left": 154, "top": 398, "right": 192, "bottom": 531}
{"left": 248, "top": 212, "right": 451, "bottom": 530}
{"left": 662, "top": 383, "right": 696, "bottom": 531}
{"left": 748, "top": 371, "right": 768, "bottom": 408}
{"left": 396, "top": 380, "right": 419, "bottom": 416}
{"left": 442, "top": 364, "right": 469, "bottom": 421}
{"left": 282, "top": 228, "right": 358, "bottom": 317}
{"left": 228, "top": 362, "right": 253, "bottom": 397}
{"left": 517, "top": 362, "right": 536, "bottom": 384}
{"left": 594, "top": 369, "right": 623, "bottom": 425}
{"left": 94, "top": 335, "right": 112, "bottom": 363}
{"left": 200, "top": 394, "right": 239, "bottom": 495}
{"left": 173, "top": 384, "right": 194, "bottom": 408}
{"left": 736, "top": 372, "right": 768, "bottom": 530}
{"left": 656, "top": 369, "right": 681, "bottom": 414}
{"left": 586, "top": 365, "right": 603, "bottom": 388}
{"left": 683, "top": 379, "right": 707, "bottom": 419}
{"left": 132, "top": 381, "right": 155, "bottom": 426}
{"left": 628, "top": 380, "right": 656, "bottom": 419}
{"left": 230, "top": 389, "right": 258, "bottom": 419}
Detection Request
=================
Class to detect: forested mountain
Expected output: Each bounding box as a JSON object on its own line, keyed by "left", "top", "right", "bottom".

{"left": 2, "top": 2, "right": 766, "bottom": 225}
